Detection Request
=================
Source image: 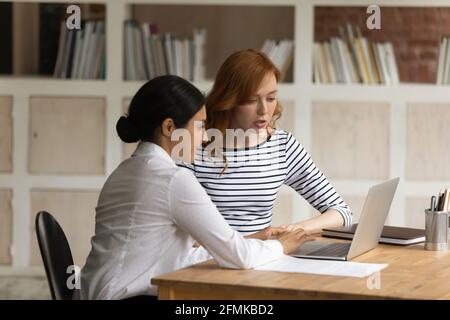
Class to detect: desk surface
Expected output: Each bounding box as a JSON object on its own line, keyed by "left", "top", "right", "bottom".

{"left": 152, "top": 237, "right": 450, "bottom": 300}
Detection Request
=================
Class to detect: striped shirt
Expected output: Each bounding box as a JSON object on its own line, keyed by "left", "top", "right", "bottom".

{"left": 179, "top": 129, "right": 352, "bottom": 235}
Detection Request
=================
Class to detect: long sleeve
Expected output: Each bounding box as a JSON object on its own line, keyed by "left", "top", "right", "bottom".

{"left": 176, "top": 160, "right": 195, "bottom": 173}
{"left": 283, "top": 133, "right": 353, "bottom": 226}
{"left": 169, "top": 168, "right": 283, "bottom": 269}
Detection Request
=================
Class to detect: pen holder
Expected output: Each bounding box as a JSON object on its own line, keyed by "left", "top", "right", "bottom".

{"left": 424, "top": 209, "right": 449, "bottom": 251}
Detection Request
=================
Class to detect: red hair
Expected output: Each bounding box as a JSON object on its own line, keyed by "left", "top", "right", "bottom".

{"left": 205, "top": 49, "right": 282, "bottom": 134}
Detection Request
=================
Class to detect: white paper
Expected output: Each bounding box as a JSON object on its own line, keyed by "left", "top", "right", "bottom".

{"left": 254, "top": 255, "right": 388, "bottom": 278}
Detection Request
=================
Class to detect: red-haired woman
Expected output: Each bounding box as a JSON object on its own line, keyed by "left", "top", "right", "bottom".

{"left": 180, "top": 49, "right": 352, "bottom": 238}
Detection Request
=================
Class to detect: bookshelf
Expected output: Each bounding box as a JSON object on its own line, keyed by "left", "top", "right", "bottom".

{"left": 0, "top": 0, "right": 450, "bottom": 275}
{"left": 1, "top": 2, "right": 106, "bottom": 79}
{"left": 313, "top": 6, "right": 450, "bottom": 84}
{"left": 127, "top": 3, "right": 294, "bottom": 82}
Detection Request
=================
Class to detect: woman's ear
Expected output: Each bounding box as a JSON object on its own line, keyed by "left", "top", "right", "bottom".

{"left": 161, "top": 118, "right": 175, "bottom": 138}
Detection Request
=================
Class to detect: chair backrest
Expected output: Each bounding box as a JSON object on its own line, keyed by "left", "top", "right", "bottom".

{"left": 35, "top": 211, "right": 77, "bottom": 300}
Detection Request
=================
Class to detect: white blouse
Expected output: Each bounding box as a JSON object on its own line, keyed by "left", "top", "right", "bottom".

{"left": 79, "top": 142, "right": 283, "bottom": 299}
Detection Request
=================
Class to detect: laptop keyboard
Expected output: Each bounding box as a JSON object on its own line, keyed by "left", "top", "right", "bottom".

{"left": 308, "top": 242, "right": 352, "bottom": 257}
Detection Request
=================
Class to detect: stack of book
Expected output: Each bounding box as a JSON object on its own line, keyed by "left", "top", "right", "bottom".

{"left": 261, "top": 39, "right": 294, "bottom": 81}
{"left": 436, "top": 36, "right": 450, "bottom": 84}
{"left": 53, "top": 20, "right": 106, "bottom": 79}
{"left": 124, "top": 20, "right": 206, "bottom": 82}
{"left": 313, "top": 24, "right": 399, "bottom": 85}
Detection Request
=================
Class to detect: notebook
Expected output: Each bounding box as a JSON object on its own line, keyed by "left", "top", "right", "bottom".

{"left": 322, "top": 224, "right": 425, "bottom": 245}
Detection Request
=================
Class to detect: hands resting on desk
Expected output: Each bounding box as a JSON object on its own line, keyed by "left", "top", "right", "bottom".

{"left": 192, "top": 210, "right": 343, "bottom": 254}
{"left": 245, "top": 226, "right": 314, "bottom": 255}
{"left": 191, "top": 226, "right": 314, "bottom": 255}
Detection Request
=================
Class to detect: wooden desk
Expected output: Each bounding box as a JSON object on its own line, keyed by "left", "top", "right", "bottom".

{"left": 152, "top": 237, "right": 450, "bottom": 300}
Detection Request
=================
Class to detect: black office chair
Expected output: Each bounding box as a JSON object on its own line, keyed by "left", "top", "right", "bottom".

{"left": 35, "top": 211, "right": 79, "bottom": 300}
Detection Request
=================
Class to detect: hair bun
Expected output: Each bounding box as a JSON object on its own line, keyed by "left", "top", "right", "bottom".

{"left": 116, "top": 116, "right": 140, "bottom": 143}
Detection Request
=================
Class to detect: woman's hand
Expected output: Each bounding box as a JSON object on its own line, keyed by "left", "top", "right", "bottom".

{"left": 276, "top": 229, "right": 315, "bottom": 255}
{"left": 245, "top": 226, "right": 289, "bottom": 240}
{"left": 282, "top": 210, "right": 346, "bottom": 234}
{"left": 280, "top": 223, "right": 303, "bottom": 232}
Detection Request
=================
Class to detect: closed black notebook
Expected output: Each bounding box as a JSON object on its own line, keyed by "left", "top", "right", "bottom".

{"left": 322, "top": 224, "right": 425, "bottom": 245}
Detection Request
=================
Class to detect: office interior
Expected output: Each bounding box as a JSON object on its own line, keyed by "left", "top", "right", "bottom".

{"left": 0, "top": 0, "right": 449, "bottom": 300}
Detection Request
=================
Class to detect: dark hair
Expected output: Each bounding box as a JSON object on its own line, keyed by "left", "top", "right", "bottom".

{"left": 117, "top": 75, "right": 205, "bottom": 143}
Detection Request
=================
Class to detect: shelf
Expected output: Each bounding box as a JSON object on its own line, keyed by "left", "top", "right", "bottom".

{"left": 1, "top": 2, "right": 106, "bottom": 80}
{"left": 127, "top": 2, "right": 295, "bottom": 82}
{"left": 309, "top": 83, "right": 450, "bottom": 101}
{"left": 310, "top": 0, "right": 450, "bottom": 7}
{"left": 313, "top": 5, "right": 450, "bottom": 85}
{"left": 0, "top": 77, "right": 109, "bottom": 96}
{"left": 0, "top": 78, "right": 302, "bottom": 98}
{"left": 121, "top": 80, "right": 299, "bottom": 98}
{"left": 4, "top": 0, "right": 450, "bottom": 7}
{"left": 2, "top": 76, "right": 449, "bottom": 101}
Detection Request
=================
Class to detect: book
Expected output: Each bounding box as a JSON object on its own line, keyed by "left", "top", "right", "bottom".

{"left": 330, "top": 38, "right": 344, "bottom": 83}
{"left": 360, "top": 37, "right": 376, "bottom": 84}
{"left": 182, "top": 38, "right": 191, "bottom": 80}
{"left": 83, "top": 22, "right": 98, "bottom": 79}
{"left": 123, "top": 21, "right": 206, "bottom": 81}
{"left": 148, "top": 32, "right": 157, "bottom": 78}
{"left": 278, "top": 40, "right": 294, "bottom": 80}
{"left": 193, "top": 28, "right": 207, "bottom": 82}
{"left": 436, "top": 37, "right": 447, "bottom": 84}
{"left": 322, "top": 224, "right": 425, "bottom": 245}
{"left": 39, "top": 4, "right": 65, "bottom": 75}
{"left": 313, "top": 24, "right": 398, "bottom": 85}
{"left": 445, "top": 38, "right": 450, "bottom": 84}
{"left": 384, "top": 43, "right": 399, "bottom": 85}
{"left": 354, "top": 37, "right": 370, "bottom": 84}
{"left": 323, "top": 42, "right": 336, "bottom": 83}
{"left": 369, "top": 42, "right": 382, "bottom": 84}
{"left": 376, "top": 43, "right": 391, "bottom": 84}
{"left": 164, "top": 33, "right": 175, "bottom": 75}
{"left": 124, "top": 21, "right": 136, "bottom": 80}
{"left": 344, "top": 23, "right": 362, "bottom": 83}
{"left": 65, "top": 30, "right": 77, "bottom": 78}
{"left": 78, "top": 21, "right": 93, "bottom": 78}
{"left": 53, "top": 21, "right": 67, "bottom": 77}
{"left": 154, "top": 34, "right": 167, "bottom": 76}
{"left": 174, "top": 37, "right": 183, "bottom": 77}
{"left": 260, "top": 38, "right": 294, "bottom": 81}
{"left": 141, "top": 22, "right": 155, "bottom": 80}
{"left": 336, "top": 38, "right": 353, "bottom": 83}
{"left": 312, "top": 43, "right": 322, "bottom": 84}
{"left": 92, "top": 24, "right": 105, "bottom": 79}
{"left": 60, "top": 29, "right": 74, "bottom": 78}
{"left": 133, "top": 21, "right": 147, "bottom": 80}
{"left": 71, "top": 29, "right": 83, "bottom": 78}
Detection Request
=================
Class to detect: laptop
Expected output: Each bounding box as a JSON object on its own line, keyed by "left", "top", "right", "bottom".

{"left": 291, "top": 177, "right": 400, "bottom": 261}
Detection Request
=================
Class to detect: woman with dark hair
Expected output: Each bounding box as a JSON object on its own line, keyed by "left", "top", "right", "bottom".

{"left": 79, "top": 75, "right": 312, "bottom": 300}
